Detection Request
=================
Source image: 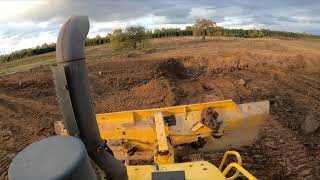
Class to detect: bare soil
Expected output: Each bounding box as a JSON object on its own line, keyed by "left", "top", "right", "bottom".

{"left": 1, "top": 37, "right": 320, "bottom": 179}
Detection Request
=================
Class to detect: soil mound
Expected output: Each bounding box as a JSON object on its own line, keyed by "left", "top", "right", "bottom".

{"left": 132, "top": 79, "right": 176, "bottom": 106}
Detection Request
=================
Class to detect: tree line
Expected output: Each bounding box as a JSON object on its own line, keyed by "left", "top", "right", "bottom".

{"left": 108, "top": 26, "right": 153, "bottom": 50}
{"left": 152, "top": 28, "right": 193, "bottom": 38}
{"left": 0, "top": 35, "right": 111, "bottom": 63}
{"left": 1, "top": 18, "right": 319, "bottom": 63}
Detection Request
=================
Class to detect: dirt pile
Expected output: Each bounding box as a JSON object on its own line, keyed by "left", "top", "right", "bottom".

{"left": 95, "top": 79, "right": 179, "bottom": 113}
{"left": 132, "top": 79, "right": 176, "bottom": 106}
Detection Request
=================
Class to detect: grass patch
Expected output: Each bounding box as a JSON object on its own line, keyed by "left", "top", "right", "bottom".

{"left": 0, "top": 52, "right": 55, "bottom": 75}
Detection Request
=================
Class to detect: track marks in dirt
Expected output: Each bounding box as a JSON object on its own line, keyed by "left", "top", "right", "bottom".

{"left": 192, "top": 119, "right": 318, "bottom": 180}
{"left": 0, "top": 93, "right": 59, "bottom": 179}
{"left": 88, "top": 60, "right": 160, "bottom": 96}
{"left": 260, "top": 119, "right": 317, "bottom": 179}
{"left": 0, "top": 151, "right": 15, "bottom": 180}
{"left": 96, "top": 79, "right": 178, "bottom": 112}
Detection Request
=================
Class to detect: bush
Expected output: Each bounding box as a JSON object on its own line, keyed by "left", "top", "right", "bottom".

{"left": 109, "top": 26, "right": 147, "bottom": 50}
{"left": 125, "top": 26, "right": 146, "bottom": 49}
{"left": 109, "top": 29, "right": 126, "bottom": 50}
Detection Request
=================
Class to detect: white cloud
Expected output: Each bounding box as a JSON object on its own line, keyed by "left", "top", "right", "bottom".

{"left": 190, "top": 6, "right": 245, "bottom": 20}
{"left": 218, "top": 16, "right": 266, "bottom": 29}
{"left": 1, "top": 1, "right": 320, "bottom": 55}
{"left": 0, "top": 16, "right": 65, "bottom": 54}
{"left": 0, "top": 30, "right": 57, "bottom": 54}
{"left": 291, "top": 16, "right": 320, "bottom": 24}
{"left": 0, "top": 0, "right": 45, "bottom": 22}
{"left": 88, "top": 21, "right": 125, "bottom": 37}
{"left": 0, "top": 14, "right": 192, "bottom": 54}
{"left": 132, "top": 15, "right": 170, "bottom": 25}
{"left": 88, "top": 14, "right": 187, "bottom": 37}
{"left": 190, "top": 7, "right": 217, "bottom": 18}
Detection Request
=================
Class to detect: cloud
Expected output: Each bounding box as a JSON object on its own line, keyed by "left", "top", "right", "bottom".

{"left": 0, "top": 0, "right": 320, "bottom": 54}
{"left": 85, "top": 15, "right": 190, "bottom": 37}
{"left": 8, "top": 0, "right": 173, "bottom": 23}
{"left": 218, "top": 16, "right": 266, "bottom": 29}
{"left": 0, "top": 0, "right": 45, "bottom": 22}
{"left": 0, "top": 14, "right": 191, "bottom": 54}
{"left": 190, "top": 7, "right": 217, "bottom": 18}
{"left": 0, "top": 31, "right": 56, "bottom": 54}
{"left": 277, "top": 16, "right": 320, "bottom": 24}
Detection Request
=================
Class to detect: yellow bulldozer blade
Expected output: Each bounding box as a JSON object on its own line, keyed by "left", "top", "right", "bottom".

{"left": 55, "top": 100, "right": 269, "bottom": 163}
{"left": 203, "top": 100, "right": 269, "bottom": 152}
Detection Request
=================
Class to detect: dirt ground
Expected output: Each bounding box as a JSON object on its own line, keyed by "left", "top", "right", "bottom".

{"left": 1, "top": 37, "right": 320, "bottom": 179}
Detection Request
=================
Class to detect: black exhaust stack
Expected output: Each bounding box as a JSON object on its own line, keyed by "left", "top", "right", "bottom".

{"left": 53, "top": 16, "right": 127, "bottom": 180}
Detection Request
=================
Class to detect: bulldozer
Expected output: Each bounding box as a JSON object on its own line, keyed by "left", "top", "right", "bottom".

{"left": 8, "top": 16, "right": 269, "bottom": 180}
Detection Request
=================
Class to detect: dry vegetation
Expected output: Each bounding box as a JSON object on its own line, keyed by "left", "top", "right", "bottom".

{"left": 1, "top": 36, "right": 320, "bottom": 179}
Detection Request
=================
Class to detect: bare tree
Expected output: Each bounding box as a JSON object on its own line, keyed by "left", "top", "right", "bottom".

{"left": 193, "top": 18, "right": 217, "bottom": 40}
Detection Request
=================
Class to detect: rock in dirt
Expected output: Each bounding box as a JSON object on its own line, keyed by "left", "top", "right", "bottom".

{"left": 0, "top": 130, "right": 12, "bottom": 140}
{"left": 238, "top": 78, "right": 246, "bottom": 86}
{"left": 300, "top": 114, "right": 320, "bottom": 133}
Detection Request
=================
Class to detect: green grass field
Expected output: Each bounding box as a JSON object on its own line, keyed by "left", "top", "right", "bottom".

{"left": 0, "top": 44, "right": 114, "bottom": 75}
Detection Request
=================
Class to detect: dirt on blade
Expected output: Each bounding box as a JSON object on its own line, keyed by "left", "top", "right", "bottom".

{"left": 1, "top": 37, "right": 320, "bottom": 179}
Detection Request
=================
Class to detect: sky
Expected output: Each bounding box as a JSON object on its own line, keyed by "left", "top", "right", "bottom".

{"left": 0, "top": 0, "right": 319, "bottom": 55}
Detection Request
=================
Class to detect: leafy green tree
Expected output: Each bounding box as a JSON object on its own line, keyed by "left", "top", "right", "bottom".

{"left": 125, "top": 26, "right": 146, "bottom": 49}
{"left": 109, "top": 29, "right": 126, "bottom": 50}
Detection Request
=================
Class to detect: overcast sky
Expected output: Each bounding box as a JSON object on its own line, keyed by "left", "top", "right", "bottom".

{"left": 0, "top": 0, "right": 319, "bottom": 55}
